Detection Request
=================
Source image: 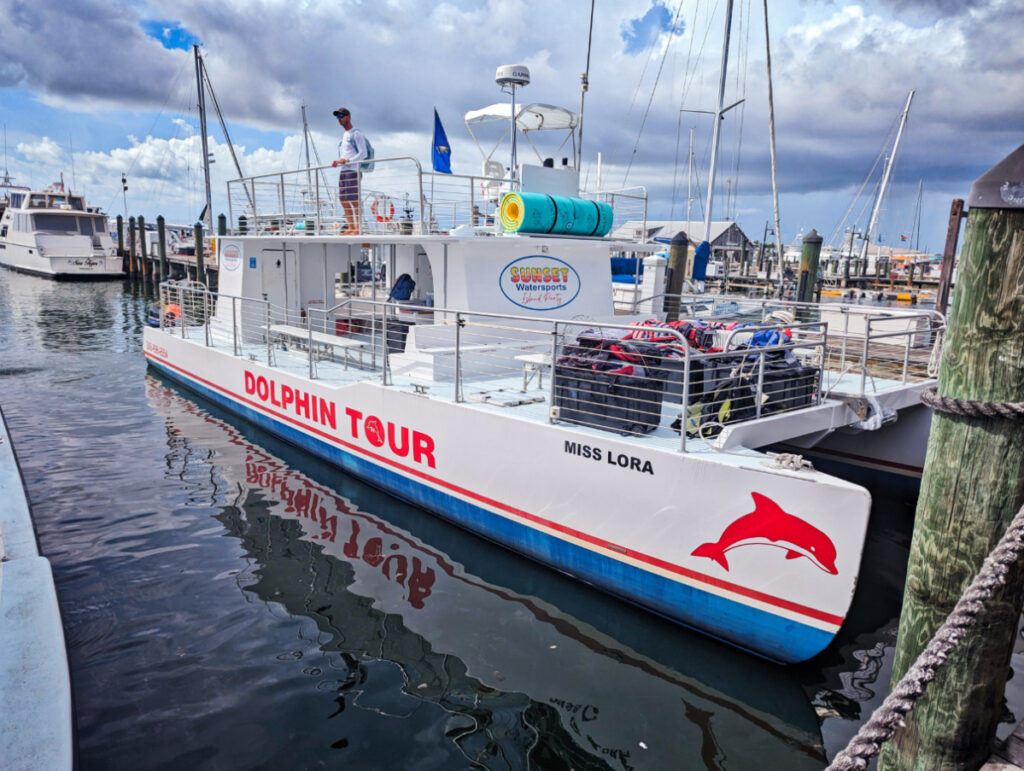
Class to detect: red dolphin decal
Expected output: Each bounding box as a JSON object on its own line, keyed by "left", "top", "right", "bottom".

{"left": 691, "top": 492, "right": 838, "bottom": 574}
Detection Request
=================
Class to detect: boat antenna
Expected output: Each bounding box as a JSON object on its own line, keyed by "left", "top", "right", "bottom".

{"left": 194, "top": 44, "right": 214, "bottom": 233}
{"left": 576, "top": 0, "right": 595, "bottom": 171}
{"left": 860, "top": 89, "right": 915, "bottom": 263}
{"left": 495, "top": 64, "right": 530, "bottom": 183}
{"left": 301, "top": 104, "right": 312, "bottom": 189}
{"left": 68, "top": 134, "right": 76, "bottom": 194}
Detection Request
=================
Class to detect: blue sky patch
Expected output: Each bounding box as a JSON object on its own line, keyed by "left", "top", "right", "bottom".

{"left": 141, "top": 20, "right": 200, "bottom": 51}
{"left": 622, "top": 2, "right": 686, "bottom": 54}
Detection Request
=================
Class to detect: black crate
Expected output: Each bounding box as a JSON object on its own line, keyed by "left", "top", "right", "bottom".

{"left": 553, "top": 362, "right": 666, "bottom": 435}
{"left": 760, "top": 363, "right": 819, "bottom": 414}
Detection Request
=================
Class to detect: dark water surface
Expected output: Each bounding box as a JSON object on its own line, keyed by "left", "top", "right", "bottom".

{"left": 0, "top": 269, "right": 1005, "bottom": 769}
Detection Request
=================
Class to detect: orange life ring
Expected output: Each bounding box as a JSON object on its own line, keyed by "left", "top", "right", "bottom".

{"left": 372, "top": 199, "right": 395, "bottom": 222}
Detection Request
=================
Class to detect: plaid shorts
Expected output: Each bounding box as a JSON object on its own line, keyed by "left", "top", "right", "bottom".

{"left": 338, "top": 168, "right": 360, "bottom": 203}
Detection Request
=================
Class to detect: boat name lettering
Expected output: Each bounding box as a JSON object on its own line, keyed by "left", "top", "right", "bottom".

{"left": 564, "top": 441, "right": 653, "bottom": 475}
{"left": 244, "top": 371, "right": 337, "bottom": 430}
{"left": 144, "top": 340, "right": 168, "bottom": 359}
{"left": 345, "top": 407, "right": 436, "bottom": 469}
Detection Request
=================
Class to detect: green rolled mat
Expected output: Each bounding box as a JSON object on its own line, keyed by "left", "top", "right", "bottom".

{"left": 500, "top": 192, "right": 613, "bottom": 237}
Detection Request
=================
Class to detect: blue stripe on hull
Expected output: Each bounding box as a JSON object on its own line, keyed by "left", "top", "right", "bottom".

{"left": 150, "top": 360, "right": 837, "bottom": 663}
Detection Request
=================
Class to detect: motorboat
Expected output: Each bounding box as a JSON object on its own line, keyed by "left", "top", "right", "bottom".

{"left": 0, "top": 179, "right": 122, "bottom": 279}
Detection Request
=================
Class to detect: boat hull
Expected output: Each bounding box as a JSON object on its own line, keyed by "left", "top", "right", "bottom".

{"left": 144, "top": 329, "right": 872, "bottom": 663}
{"left": 0, "top": 243, "right": 123, "bottom": 279}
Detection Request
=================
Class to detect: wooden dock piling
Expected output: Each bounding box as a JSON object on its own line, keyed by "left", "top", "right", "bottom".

{"left": 194, "top": 223, "right": 206, "bottom": 286}
{"left": 796, "top": 228, "right": 822, "bottom": 306}
{"left": 157, "top": 216, "right": 167, "bottom": 285}
{"left": 879, "top": 144, "right": 1024, "bottom": 769}
{"left": 127, "top": 216, "right": 137, "bottom": 277}
{"left": 116, "top": 215, "right": 126, "bottom": 273}
{"left": 138, "top": 215, "right": 149, "bottom": 281}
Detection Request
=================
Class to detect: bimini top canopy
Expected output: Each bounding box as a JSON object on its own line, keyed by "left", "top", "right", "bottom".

{"left": 463, "top": 102, "right": 579, "bottom": 132}
{"left": 464, "top": 103, "right": 579, "bottom": 170}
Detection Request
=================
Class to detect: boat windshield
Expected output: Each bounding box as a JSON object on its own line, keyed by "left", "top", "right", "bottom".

{"left": 28, "top": 194, "right": 46, "bottom": 208}
{"left": 32, "top": 214, "right": 78, "bottom": 232}
{"left": 49, "top": 195, "right": 68, "bottom": 207}
{"left": 69, "top": 196, "right": 85, "bottom": 211}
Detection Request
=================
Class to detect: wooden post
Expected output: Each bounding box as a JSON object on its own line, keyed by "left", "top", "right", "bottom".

{"left": 138, "top": 215, "right": 149, "bottom": 280}
{"left": 936, "top": 199, "right": 965, "bottom": 317}
{"left": 193, "top": 223, "right": 207, "bottom": 286}
{"left": 796, "top": 228, "right": 822, "bottom": 305}
{"left": 664, "top": 232, "right": 688, "bottom": 320}
{"left": 128, "top": 216, "right": 137, "bottom": 277}
{"left": 157, "top": 216, "right": 167, "bottom": 285}
{"left": 116, "top": 215, "right": 126, "bottom": 272}
{"left": 879, "top": 144, "right": 1024, "bottom": 770}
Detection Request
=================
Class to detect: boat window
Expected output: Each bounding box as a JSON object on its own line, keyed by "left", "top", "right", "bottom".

{"left": 69, "top": 196, "right": 85, "bottom": 210}
{"left": 0, "top": 225, "right": 6, "bottom": 238}
{"left": 95, "top": 216, "right": 108, "bottom": 232}
{"left": 79, "top": 217, "right": 94, "bottom": 235}
{"left": 29, "top": 194, "right": 46, "bottom": 208}
{"left": 33, "top": 214, "right": 79, "bottom": 232}
{"left": 10, "top": 193, "right": 23, "bottom": 208}
{"left": 48, "top": 195, "right": 68, "bottom": 208}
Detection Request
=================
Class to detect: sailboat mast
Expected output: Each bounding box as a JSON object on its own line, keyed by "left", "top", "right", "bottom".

{"left": 763, "top": 0, "right": 785, "bottom": 295}
{"left": 702, "top": 0, "right": 735, "bottom": 243}
{"left": 194, "top": 45, "right": 214, "bottom": 233}
{"left": 860, "top": 89, "right": 915, "bottom": 262}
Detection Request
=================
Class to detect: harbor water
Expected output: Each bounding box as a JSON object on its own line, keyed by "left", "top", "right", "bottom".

{"left": 0, "top": 268, "right": 1018, "bottom": 768}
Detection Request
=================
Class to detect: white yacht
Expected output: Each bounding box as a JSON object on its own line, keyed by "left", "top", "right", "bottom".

{"left": 0, "top": 179, "right": 122, "bottom": 279}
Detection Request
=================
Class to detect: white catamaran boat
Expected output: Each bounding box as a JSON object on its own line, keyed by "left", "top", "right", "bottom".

{"left": 0, "top": 179, "right": 122, "bottom": 279}
{"left": 143, "top": 89, "right": 940, "bottom": 662}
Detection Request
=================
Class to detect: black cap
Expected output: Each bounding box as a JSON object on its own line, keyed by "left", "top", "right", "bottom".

{"left": 332, "top": 107, "right": 350, "bottom": 118}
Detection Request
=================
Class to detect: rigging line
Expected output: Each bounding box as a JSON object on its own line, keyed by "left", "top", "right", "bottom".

{"left": 622, "top": 0, "right": 688, "bottom": 186}
{"left": 103, "top": 55, "right": 191, "bottom": 216}
{"left": 827, "top": 146, "right": 887, "bottom": 245}
{"left": 669, "top": 0, "right": 711, "bottom": 216}
{"left": 201, "top": 57, "right": 257, "bottom": 214}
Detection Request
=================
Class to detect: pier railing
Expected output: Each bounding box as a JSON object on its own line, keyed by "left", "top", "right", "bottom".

{"left": 225, "top": 159, "right": 647, "bottom": 239}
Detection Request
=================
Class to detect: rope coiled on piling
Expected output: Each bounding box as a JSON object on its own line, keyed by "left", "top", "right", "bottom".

{"left": 826, "top": 501, "right": 1024, "bottom": 771}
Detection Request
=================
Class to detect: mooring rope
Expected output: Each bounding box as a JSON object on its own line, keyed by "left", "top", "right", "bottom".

{"left": 826, "top": 500, "right": 1024, "bottom": 770}
{"left": 922, "top": 386, "right": 1024, "bottom": 422}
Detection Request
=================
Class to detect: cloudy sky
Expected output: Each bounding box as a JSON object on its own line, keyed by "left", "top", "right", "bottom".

{"left": 1, "top": 0, "right": 1020, "bottom": 253}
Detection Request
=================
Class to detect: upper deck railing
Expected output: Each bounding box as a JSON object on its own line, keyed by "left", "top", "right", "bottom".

{"left": 226, "top": 157, "right": 647, "bottom": 240}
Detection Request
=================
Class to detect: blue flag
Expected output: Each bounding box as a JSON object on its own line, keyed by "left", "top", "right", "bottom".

{"left": 432, "top": 108, "right": 452, "bottom": 174}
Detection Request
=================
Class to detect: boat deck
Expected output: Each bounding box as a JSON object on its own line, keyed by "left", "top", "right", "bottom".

{"left": 168, "top": 317, "right": 932, "bottom": 470}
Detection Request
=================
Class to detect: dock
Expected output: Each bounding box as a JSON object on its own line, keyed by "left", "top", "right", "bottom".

{"left": 0, "top": 406, "right": 73, "bottom": 770}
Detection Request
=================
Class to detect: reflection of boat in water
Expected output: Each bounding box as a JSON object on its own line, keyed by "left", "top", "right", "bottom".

{"left": 146, "top": 375, "right": 826, "bottom": 767}
{"left": 0, "top": 178, "right": 122, "bottom": 279}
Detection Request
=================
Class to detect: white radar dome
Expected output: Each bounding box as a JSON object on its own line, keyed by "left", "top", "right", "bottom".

{"left": 495, "top": 64, "right": 530, "bottom": 87}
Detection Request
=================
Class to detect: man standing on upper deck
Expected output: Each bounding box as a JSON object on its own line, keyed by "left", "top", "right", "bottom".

{"left": 331, "top": 107, "right": 367, "bottom": 235}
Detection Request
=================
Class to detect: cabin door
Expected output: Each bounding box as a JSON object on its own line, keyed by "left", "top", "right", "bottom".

{"left": 258, "top": 248, "right": 299, "bottom": 317}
